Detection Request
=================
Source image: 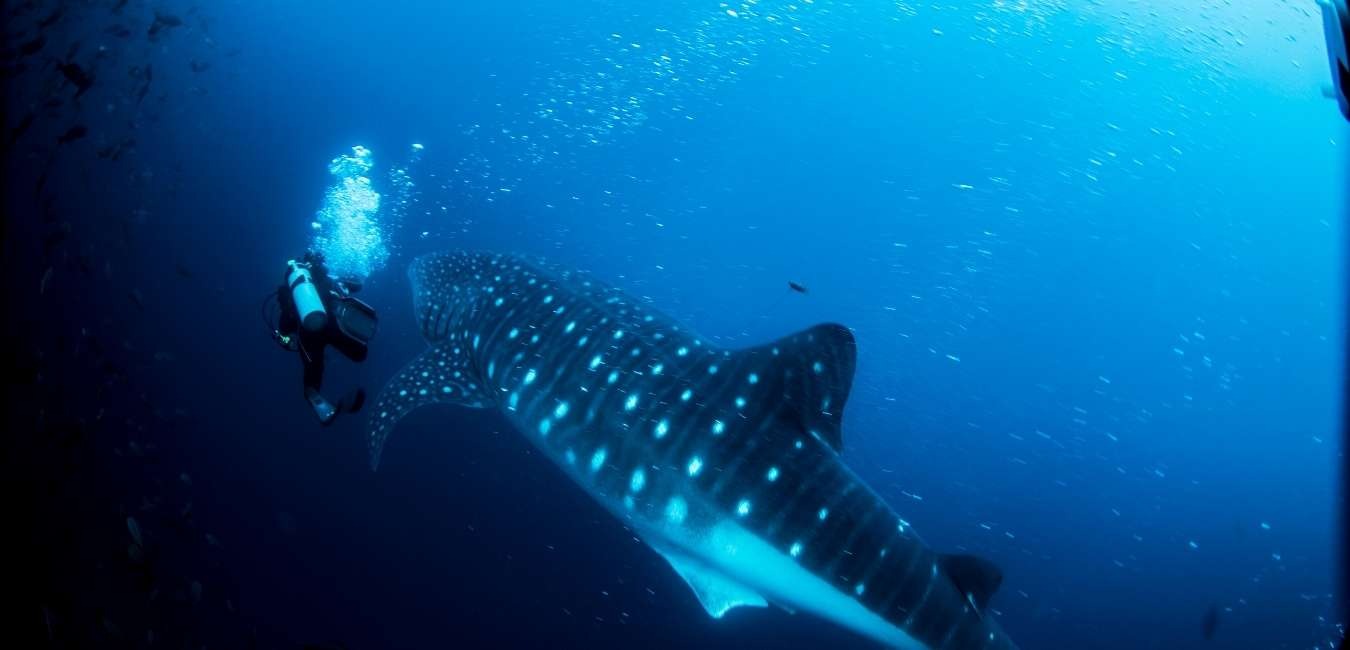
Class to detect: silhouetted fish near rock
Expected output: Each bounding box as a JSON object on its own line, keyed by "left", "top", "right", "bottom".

{"left": 1201, "top": 603, "right": 1219, "bottom": 640}
{"left": 57, "top": 124, "right": 87, "bottom": 144}
{"left": 147, "top": 12, "right": 183, "bottom": 41}
{"left": 56, "top": 62, "right": 94, "bottom": 97}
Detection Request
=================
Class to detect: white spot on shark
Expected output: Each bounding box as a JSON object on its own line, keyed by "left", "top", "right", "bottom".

{"left": 666, "top": 496, "right": 688, "bottom": 524}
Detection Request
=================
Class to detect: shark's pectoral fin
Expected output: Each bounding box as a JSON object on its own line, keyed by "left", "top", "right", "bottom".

{"left": 367, "top": 344, "right": 489, "bottom": 470}
{"left": 938, "top": 553, "right": 1004, "bottom": 613}
{"left": 656, "top": 548, "right": 768, "bottom": 619}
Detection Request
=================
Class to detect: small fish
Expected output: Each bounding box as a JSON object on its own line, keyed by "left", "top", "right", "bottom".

{"left": 135, "top": 65, "right": 153, "bottom": 105}
{"left": 9, "top": 112, "right": 35, "bottom": 146}
{"left": 189, "top": 59, "right": 210, "bottom": 73}
{"left": 38, "top": 7, "right": 64, "bottom": 29}
{"left": 127, "top": 516, "right": 143, "bottom": 546}
{"left": 147, "top": 12, "right": 183, "bottom": 41}
{"left": 104, "top": 24, "right": 132, "bottom": 39}
{"left": 42, "top": 223, "right": 69, "bottom": 253}
{"left": 56, "top": 62, "right": 94, "bottom": 97}
{"left": 128, "top": 289, "right": 145, "bottom": 310}
{"left": 97, "top": 137, "right": 135, "bottom": 161}
{"left": 1201, "top": 603, "right": 1219, "bottom": 640}
{"left": 18, "top": 35, "right": 45, "bottom": 57}
{"left": 788, "top": 280, "right": 808, "bottom": 294}
{"left": 174, "top": 262, "right": 194, "bottom": 279}
{"left": 40, "top": 267, "right": 52, "bottom": 294}
{"left": 112, "top": 0, "right": 129, "bottom": 13}
{"left": 57, "top": 124, "right": 87, "bottom": 144}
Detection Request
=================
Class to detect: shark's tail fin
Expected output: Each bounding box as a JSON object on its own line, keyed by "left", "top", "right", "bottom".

{"left": 367, "top": 344, "right": 490, "bottom": 470}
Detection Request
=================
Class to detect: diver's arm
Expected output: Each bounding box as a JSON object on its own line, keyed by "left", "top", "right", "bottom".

{"left": 277, "top": 285, "right": 299, "bottom": 335}
{"left": 274, "top": 285, "right": 301, "bottom": 350}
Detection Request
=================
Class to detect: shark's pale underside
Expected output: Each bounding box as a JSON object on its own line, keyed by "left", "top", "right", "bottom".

{"left": 368, "top": 251, "right": 1019, "bottom": 650}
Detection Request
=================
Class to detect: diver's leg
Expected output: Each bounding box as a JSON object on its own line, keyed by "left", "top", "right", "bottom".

{"left": 300, "top": 340, "right": 337, "bottom": 425}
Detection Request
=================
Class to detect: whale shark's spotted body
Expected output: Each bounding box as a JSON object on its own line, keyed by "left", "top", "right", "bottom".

{"left": 369, "top": 251, "right": 1018, "bottom": 650}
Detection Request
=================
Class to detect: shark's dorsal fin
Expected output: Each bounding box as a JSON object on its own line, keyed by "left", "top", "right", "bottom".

{"left": 367, "top": 344, "right": 490, "bottom": 470}
{"left": 655, "top": 547, "right": 768, "bottom": 618}
{"left": 938, "top": 553, "right": 1003, "bottom": 613}
{"left": 408, "top": 251, "right": 464, "bottom": 344}
{"left": 740, "top": 323, "right": 856, "bottom": 453}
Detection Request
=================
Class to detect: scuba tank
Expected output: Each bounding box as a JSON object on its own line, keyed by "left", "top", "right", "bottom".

{"left": 287, "top": 259, "right": 328, "bottom": 332}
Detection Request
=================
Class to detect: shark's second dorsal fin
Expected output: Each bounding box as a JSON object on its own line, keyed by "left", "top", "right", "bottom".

{"left": 938, "top": 553, "right": 1004, "bottom": 613}
{"left": 740, "top": 323, "right": 856, "bottom": 453}
{"left": 367, "top": 344, "right": 490, "bottom": 470}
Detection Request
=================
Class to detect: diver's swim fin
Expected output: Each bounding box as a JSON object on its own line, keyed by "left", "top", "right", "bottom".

{"left": 340, "top": 388, "right": 366, "bottom": 414}
{"left": 305, "top": 388, "right": 338, "bottom": 425}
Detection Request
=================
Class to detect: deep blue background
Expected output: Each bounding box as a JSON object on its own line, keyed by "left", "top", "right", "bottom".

{"left": 6, "top": 1, "right": 1346, "bottom": 648}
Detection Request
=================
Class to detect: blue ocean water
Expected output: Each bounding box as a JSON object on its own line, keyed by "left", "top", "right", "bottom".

{"left": 5, "top": 1, "right": 1347, "bottom": 648}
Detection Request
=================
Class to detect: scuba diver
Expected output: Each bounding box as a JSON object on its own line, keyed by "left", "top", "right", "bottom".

{"left": 1324, "top": 0, "right": 1349, "bottom": 120}
{"left": 266, "top": 251, "right": 378, "bottom": 425}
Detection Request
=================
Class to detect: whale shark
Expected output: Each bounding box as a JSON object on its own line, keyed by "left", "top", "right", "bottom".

{"left": 368, "top": 251, "right": 1019, "bottom": 649}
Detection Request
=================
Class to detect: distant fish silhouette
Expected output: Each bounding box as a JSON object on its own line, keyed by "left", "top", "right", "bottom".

{"left": 788, "top": 280, "right": 808, "bottom": 294}
{"left": 57, "top": 124, "right": 87, "bottom": 144}
{"left": 9, "top": 112, "right": 35, "bottom": 146}
{"left": 38, "top": 7, "right": 63, "bottom": 29}
{"left": 56, "top": 61, "right": 94, "bottom": 97}
{"left": 1201, "top": 603, "right": 1219, "bottom": 640}
{"left": 18, "top": 35, "right": 45, "bottom": 58}
{"left": 147, "top": 11, "right": 183, "bottom": 41}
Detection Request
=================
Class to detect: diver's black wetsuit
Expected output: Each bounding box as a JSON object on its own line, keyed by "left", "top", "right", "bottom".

{"left": 276, "top": 264, "right": 368, "bottom": 419}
